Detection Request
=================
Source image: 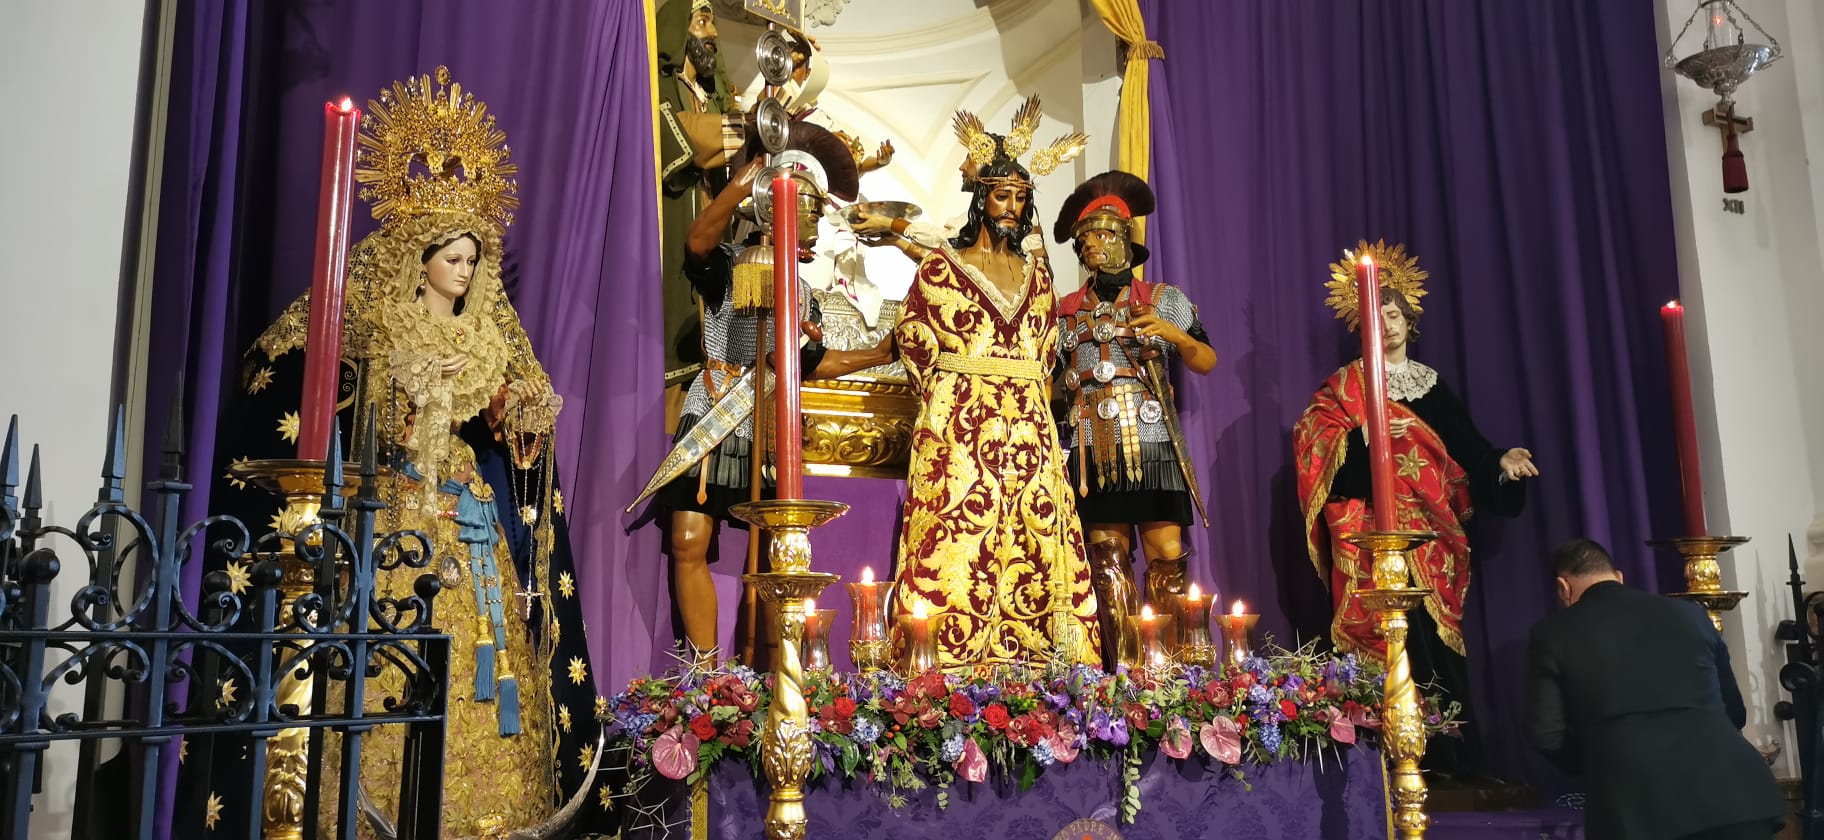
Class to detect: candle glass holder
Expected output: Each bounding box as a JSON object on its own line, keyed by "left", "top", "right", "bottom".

{"left": 1177, "top": 595, "right": 1217, "bottom": 669}
{"left": 1214, "top": 612, "right": 1259, "bottom": 669}
{"left": 1650, "top": 535, "right": 1751, "bottom": 631}
{"left": 845, "top": 579, "right": 896, "bottom": 674}
{"left": 899, "top": 612, "right": 939, "bottom": 676}
{"left": 801, "top": 609, "right": 836, "bottom": 673}
{"left": 1124, "top": 613, "right": 1174, "bottom": 670}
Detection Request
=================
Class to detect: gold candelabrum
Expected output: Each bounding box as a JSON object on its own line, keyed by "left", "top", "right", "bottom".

{"left": 1345, "top": 529, "right": 1438, "bottom": 840}
{"left": 730, "top": 499, "right": 847, "bottom": 840}
{"left": 226, "top": 457, "right": 368, "bottom": 840}
{"left": 1650, "top": 535, "right": 1751, "bottom": 631}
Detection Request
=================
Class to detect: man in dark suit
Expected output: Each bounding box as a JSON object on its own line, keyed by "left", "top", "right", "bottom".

{"left": 1526, "top": 539, "right": 1784, "bottom": 839}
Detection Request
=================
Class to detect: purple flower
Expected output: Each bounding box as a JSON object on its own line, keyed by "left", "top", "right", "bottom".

{"left": 1088, "top": 709, "right": 1116, "bottom": 742}
{"left": 941, "top": 732, "right": 966, "bottom": 762}
{"left": 1283, "top": 674, "right": 1305, "bottom": 692}
{"left": 1247, "top": 684, "right": 1273, "bottom": 707}
{"left": 1260, "top": 722, "right": 1283, "bottom": 755}
{"left": 1032, "top": 739, "right": 1057, "bottom": 766}
{"left": 851, "top": 716, "right": 883, "bottom": 744}
{"left": 1243, "top": 656, "right": 1271, "bottom": 679}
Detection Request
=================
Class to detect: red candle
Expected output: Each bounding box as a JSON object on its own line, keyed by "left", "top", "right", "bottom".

{"left": 1660, "top": 300, "right": 1706, "bottom": 535}
{"left": 299, "top": 97, "right": 361, "bottom": 461}
{"left": 771, "top": 173, "right": 803, "bottom": 499}
{"left": 1356, "top": 255, "right": 1397, "bottom": 531}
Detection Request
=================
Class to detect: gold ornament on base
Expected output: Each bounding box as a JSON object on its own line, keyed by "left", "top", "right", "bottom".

{"left": 1651, "top": 535, "right": 1751, "bottom": 631}
{"left": 730, "top": 499, "right": 847, "bottom": 840}
{"left": 1345, "top": 529, "right": 1438, "bottom": 840}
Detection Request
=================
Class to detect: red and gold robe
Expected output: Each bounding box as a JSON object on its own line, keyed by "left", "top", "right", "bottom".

{"left": 1293, "top": 361, "right": 1475, "bottom": 660}
{"left": 892, "top": 245, "right": 1099, "bottom": 666}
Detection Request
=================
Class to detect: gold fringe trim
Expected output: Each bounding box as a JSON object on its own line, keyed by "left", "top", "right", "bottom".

{"left": 732, "top": 262, "right": 774, "bottom": 313}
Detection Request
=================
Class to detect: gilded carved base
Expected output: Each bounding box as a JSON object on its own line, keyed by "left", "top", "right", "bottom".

{"left": 800, "top": 291, "right": 915, "bottom": 480}
{"left": 1651, "top": 535, "right": 1751, "bottom": 631}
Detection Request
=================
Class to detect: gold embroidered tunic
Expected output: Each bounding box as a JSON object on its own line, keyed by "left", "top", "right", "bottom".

{"left": 892, "top": 245, "right": 1099, "bottom": 666}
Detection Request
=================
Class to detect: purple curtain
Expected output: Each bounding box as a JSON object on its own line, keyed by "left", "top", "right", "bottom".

{"left": 1144, "top": 0, "right": 1684, "bottom": 783}
{"left": 144, "top": 0, "right": 663, "bottom": 832}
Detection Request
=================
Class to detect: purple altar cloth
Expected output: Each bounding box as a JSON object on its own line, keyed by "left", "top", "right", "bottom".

{"left": 704, "top": 745, "right": 1388, "bottom": 840}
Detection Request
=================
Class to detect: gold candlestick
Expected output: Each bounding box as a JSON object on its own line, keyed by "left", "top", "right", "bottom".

{"left": 1177, "top": 583, "right": 1217, "bottom": 669}
{"left": 844, "top": 566, "right": 894, "bottom": 674}
{"left": 228, "top": 457, "right": 368, "bottom": 840}
{"left": 1345, "top": 529, "right": 1438, "bottom": 840}
{"left": 730, "top": 499, "right": 846, "bottom": 840}
{"left": 1650, "top": 535, "right": 1751, "bottom": 631}
{"left": 1213, "top": 603, "right": 1259, "bottom": 669}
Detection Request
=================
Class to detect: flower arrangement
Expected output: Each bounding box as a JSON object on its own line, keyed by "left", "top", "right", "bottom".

{"left": 600, "top": 643, "right": 1460, "bottom": 823}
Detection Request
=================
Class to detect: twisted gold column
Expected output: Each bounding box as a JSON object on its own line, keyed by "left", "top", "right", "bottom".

{"left": 730, "top": 499, "right": 846, "bottom": 840}
{"left": 1650, "top": 535, "right": 1750, "bottom": 631}
{"left": 1345, "top": 529, "right": 1437, "bottom": 840}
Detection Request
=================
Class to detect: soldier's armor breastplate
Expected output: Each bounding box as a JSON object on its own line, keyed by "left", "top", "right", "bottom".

{"left": 1061, "top": 286, "right": 1172, "bottom": 487}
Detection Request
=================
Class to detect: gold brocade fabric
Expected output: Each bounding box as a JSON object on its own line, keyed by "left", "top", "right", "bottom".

{"left": 350, "top": 454, "right": 556, "bottom": 838}
{"left": 301, "top": 217, "right": 563, "bottom": 837}
{"left": 892, "top": 246, "right": 1099, "bottom": 666}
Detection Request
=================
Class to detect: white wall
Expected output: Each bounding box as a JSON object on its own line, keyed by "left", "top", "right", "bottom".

{"left": 0, "top": 1, "right": 147, "bottom": 834}
{"left": 1656, "top": 0, "right": 1824, "bottom": 779}
{"left": 717, "top": 0, "right": 1124, "bottom": 301}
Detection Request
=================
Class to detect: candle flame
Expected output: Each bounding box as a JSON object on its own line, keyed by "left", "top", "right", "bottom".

{"left": 1188, "top": 582, "right": 1202, "bottom": 601}
{"left": 804, "top": 597, "right": 816, "bottom": 612}
{"left": 1231, "top": 599, "right": 1246, "bottom": 616}
{"left": 912, "top": 600, "right": 928, "bottom": 619}
{"left": 336, "top": 96, "right": 354, "bottom": 113}
{"left": 1359, "top": 254, "right": 1375, "bottom": 267}
{"left": 1663, "top": 299, "right": 1682, "bottom": 311}
{"left": 861, "top": 565, "right": 875, "bottom": 583}
{"left": 1151, "top": 650, "right": 1166, "bottom": 667}
{"left": 1141, "top": 604, "right": 1155, "bottom": 620}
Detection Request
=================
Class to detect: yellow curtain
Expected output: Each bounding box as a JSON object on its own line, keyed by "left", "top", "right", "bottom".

{"left": 1089, "top": 0, "right": 1161, "bottom": 249}
{"left": 646, "top": 0, "right": 663, "bottom": 228}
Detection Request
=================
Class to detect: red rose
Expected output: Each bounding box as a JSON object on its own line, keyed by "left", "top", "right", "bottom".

{"left": 1280, "top": 699, "right": 1299, "bottom": 720}
{"left": 950, "top": 693, "right": 977, "bottom": 719}
{"left": 689, "top": 714, "right": 718, "bottom": 742}
{"left": 834, "top": 696, "right": 858, "bottom": 718}
{"left": 983, "top": 703, "right": 1012, "bottom": 730}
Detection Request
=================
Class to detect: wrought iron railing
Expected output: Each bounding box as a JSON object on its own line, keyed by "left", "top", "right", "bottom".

{"left": 0, "top": 407, "right": 450, "bottom": 839}
{"left": 1774, "top": 534, "right": 1824, "bottom": 840}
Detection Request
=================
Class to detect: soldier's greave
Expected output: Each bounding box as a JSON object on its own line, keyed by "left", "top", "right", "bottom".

{"left": 1087, "top": 538, "right": 1141, "bottom": 670}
